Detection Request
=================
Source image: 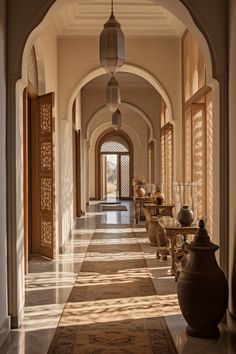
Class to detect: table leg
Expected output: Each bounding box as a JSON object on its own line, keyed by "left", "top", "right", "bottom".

{"left": 170, "top": 236, "right": 177, "bottom": 276}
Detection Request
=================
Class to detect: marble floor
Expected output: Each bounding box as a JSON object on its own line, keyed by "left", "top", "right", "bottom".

{"left": 1, "top": 201, "right": 236, "bottom": 353}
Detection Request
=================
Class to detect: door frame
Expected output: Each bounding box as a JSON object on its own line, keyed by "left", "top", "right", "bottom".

{"left": 95, "top": 129, "right": 133, "bottom": 200}
{"left": 23, "top": 85, "right": 38, "bottom": 274}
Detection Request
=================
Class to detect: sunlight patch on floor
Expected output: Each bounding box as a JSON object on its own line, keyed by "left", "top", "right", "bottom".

{"left": 59, "top": 295, "right": 163, "bottom": 326}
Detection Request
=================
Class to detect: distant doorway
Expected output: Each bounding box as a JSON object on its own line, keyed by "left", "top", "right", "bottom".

{"left": 96, "top": 130, "right": 133, "bottom": 200}
{"left": 102, "top": 154, "right": 118, "bottom": 200}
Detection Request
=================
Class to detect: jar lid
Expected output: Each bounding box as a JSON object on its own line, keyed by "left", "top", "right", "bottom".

{"left": 190, "top": 219, "right": 219, "bottom": 250}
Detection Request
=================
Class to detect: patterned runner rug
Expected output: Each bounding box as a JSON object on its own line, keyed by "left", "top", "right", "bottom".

{"left": 48, "top": 225, "right": 177, "bottom": 354}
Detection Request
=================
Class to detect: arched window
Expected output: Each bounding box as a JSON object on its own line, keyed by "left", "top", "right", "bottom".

{"left": 101, "top": 141, "right": 129, "bottom": 153}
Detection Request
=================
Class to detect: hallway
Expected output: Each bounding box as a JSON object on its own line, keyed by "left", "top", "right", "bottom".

{"left": 1, "top": 203, "right": 235, "bottom": 353}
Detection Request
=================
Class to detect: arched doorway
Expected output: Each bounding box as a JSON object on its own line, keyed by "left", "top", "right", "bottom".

{"left": 95, "top": 130, "right": 133, "bottom": 200}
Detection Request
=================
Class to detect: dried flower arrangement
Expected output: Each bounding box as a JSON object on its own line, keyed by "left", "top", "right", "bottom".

{"left": 132, "top": 175, "right": 146, "bottom": 187}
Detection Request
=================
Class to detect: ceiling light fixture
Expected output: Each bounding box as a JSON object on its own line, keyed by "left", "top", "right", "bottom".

{"left": 106, "top": 76, "right": 121, "bottom": 113}
{"left": 112, "top": 108, "right": 121, "bottom": 130}
{"left": 99, "top": 0, "right": 125, "bottom": 75}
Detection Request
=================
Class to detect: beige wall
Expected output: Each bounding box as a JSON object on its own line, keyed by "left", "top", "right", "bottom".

{"left": 0, "top": 0, "right": 9, "bottom": 341}
{"left": 58, "top": 36, "right": 181, "bottom": 122}
{"left": 229, "top": 0, "right": 236, "bottom": 319}
{"left": 81, "top": 84, "right": 160, "bottom": 139}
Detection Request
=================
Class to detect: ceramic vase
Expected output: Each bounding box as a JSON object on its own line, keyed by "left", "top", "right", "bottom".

{"left": 177, "top": 205, "right": 194, "bottom": 226}
{"left": 153, "top": 191, "right": 164, "bottom": 205}
{"left": 177, "top": 220, "right": 228, "bottom": 338}
{"left": 136, "top": 186, "right": 145, "bottom": 197}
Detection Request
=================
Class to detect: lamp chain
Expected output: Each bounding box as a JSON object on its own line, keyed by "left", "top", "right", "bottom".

{"left": 111, "top": 0, "right": 113, "bottom": 14}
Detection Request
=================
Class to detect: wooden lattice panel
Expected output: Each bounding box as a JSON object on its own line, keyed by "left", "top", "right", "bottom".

{"left": 40, "top": 177, "right": 52, "bottom": 211}
{"left": 40, "top": 103, "right": 52, "bottom": 133}
{"left": 40, "top": 141, "right": 52, "bottom": 171}
{"left": 120, "top": 155, "right": 130, "bottom": 198}
{"left": 40, "top": 219, "right": 52, "bottom": 247}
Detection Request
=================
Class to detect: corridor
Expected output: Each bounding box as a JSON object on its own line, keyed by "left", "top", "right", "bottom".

{"left": 1, "top": 202, "right": 235, "bottom": 353}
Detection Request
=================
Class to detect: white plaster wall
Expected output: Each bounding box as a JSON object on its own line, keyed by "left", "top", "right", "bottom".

{"left": 88, "top": 107, "right": 148, "bottom": 199}
{"left": 0, "top": 0, "right": 9, "bottom": 337}
{"left": 229, "top": 0, "right": 236, "bottom": 319}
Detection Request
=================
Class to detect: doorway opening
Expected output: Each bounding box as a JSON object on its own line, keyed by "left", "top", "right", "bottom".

{"left": 96, "top": 130, "right": 133, "bottom": 200}
{"left": 102, "top": 154, "right": 118, "bottom": 200}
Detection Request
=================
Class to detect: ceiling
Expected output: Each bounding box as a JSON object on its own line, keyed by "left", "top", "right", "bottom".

{"left": 52, "top": 0, "right": 185, "bottom": 37}
{"left": 84, "top": 72, "right": 155, "bottom": 89}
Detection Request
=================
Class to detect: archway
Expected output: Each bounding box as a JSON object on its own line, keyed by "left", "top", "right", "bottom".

{"left": 6, "top": 0, "right": 227, "bottom": 329}
{"left": 86, "top": 102, "right": 155, "bottom": 142}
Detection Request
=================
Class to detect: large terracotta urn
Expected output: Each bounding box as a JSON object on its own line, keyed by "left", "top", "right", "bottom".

{"left": 177, "top": 220, "right": 228, "bottom": 338}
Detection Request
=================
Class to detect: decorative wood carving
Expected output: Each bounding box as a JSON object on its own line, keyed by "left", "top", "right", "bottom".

{"left": 40, "top": 141, "right": 52, "bottom": 170}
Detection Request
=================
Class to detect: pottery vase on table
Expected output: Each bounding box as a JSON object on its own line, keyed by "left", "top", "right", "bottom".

{"left": 177, "top": 205, "right": 194, "bottom": 226}
{"left": 136, "top": 186, "right": 145, "bottom": 197}
{"left": 153, "top": 185, "right": 164, "bottom": 205}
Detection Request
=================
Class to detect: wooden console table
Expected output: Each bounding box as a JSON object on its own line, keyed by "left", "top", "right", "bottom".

{"left": 143, "top": 204, "right": 175, "bottom": 259}
{"left": 158, "top": 217, "right": 199, "bottom": 276}
{"left": 133, "top": 197, "right": 153, "bottom": 224}
{"left": 143, "top": 203, "right": 175, "bottom": 217}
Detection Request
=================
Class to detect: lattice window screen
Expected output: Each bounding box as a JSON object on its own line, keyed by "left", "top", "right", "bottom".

{"left": 206, "top": 91, "right": 213, "bottom": 236}
{"left": 148, "top": 144, "right": 152, "bottom": 184}
{"left": 120, "top": 155, "right": 130, "bottom": 198}
{"left": 101, "top": 142, "right": 128, "bottom": 153}
{"left": 161, "top": 133, "right": 165, "bottom": 196}
{"left": 166, "top": 129, "right": 173, "bottom": 204}
{"left": 184, "top": 107, "right": 192, "bottom": 182}
{"left": 161, "top": 125, "right": 173, "bottom": 204}
{"left": 192, "top": 104, "right": 205, "bottom": 218}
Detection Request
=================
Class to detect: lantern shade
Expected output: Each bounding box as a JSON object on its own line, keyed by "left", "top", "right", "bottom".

{"left": 106, "top": 76, "right": 121, "bottom": 113}
{"left": 112, "top": 108, "right": 121, "bottom": 130}
{"left": 99, "top": 13, "right": 125, "bottom": 75}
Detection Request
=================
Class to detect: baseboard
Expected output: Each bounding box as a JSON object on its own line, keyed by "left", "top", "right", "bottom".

{"left": 0, "top": 317, "right": 10, "bottom": 348}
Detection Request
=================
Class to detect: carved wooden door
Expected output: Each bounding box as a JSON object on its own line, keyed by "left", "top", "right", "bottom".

{"left": 36, "top": 93, "right": 55, "bottom": 259}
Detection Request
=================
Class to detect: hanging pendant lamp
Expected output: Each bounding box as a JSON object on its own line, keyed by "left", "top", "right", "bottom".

{"left": 106, "top": 76, "right": 121, "bottom": 113}
{"left": 112, "top": 108, "right": 121, "bottom": 130}
{"left": 99, "top": 0, "right": 125, "bottom": 75}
